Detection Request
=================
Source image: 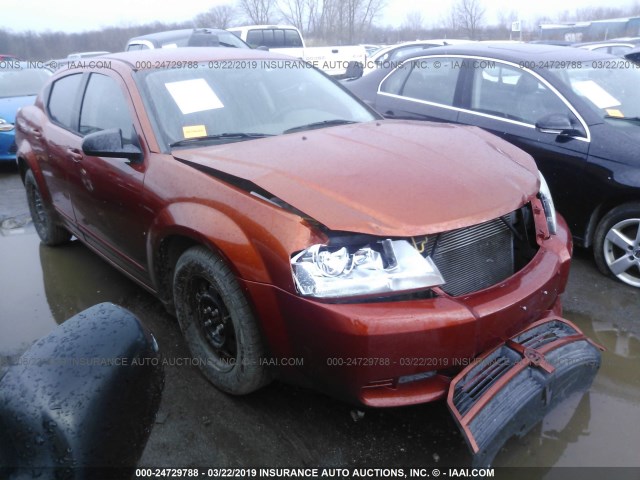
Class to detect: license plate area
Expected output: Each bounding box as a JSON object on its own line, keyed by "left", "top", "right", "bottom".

{"left": 447, "top": 317, "right": 603, "bottom": 467}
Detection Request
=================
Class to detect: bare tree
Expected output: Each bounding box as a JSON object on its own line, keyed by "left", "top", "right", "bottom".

{"left": 402, "top": 10, "right": 425, "bottom": 39}
{"left": 195, "top": 4, "right": 238, "bottom": 29}
{"left": 238, "top": 0, "right": 276, "bottom": 24}
{"left": 453, "top": 0, "right": 485, "bottom": 39}
{"left": 279, "top": 0, "right": 308, "bottom": 33}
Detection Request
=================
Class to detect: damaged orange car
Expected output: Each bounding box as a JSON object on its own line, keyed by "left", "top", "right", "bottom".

{"left": 15, "top": 48, "right": 602, "bottom": 465}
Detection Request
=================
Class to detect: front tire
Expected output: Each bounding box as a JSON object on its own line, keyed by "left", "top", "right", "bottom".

{"left": 24, "top": 170, "right": 71, "bottom": 246}
{"left": 593, "top": 203, "right": 640, "bottom": 288}
{"left": 173, "top": 246, "right": 270, "bottom": 394}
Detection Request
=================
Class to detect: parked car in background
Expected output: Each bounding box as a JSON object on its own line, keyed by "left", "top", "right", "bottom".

{"left": 66, "top": 51, "right": 110, "bottom": 59}
{"left": 126, "top": 28, "right": 249, "bottom": 51}
{"left": 228, "top": 24, "right": 366, "bottom": 77}
{"left": 344, "top": 43, "right": 640, "bottom": 288}
{"left": 624, "top": 45, "right": 640, "bottom": 64}
{"left": 362, "top": 39, "right": 473, "bottom": 75}
{"left": 15, "top": 47, "right": 602, "bottom": 466}
{"left": 361, "top": 43, "right": 382, "bottom": 57}
{"left": 573, "top": 37, "right": 640, "bottom": 55}
{"left": 0, "top": 61, "right": 51, "bottom": 162}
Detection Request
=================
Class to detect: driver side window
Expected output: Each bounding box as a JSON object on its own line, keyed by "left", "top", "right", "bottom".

{"left": 470, "top": 63, "right": 573, "bottom": 125}
{"left": 79, "top": 73, "right": 135, "bottom": 142}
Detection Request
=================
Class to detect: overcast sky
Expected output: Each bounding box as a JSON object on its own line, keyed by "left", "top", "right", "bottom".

{"left": 1, "top": 0, "right": 638, "bottom": 33}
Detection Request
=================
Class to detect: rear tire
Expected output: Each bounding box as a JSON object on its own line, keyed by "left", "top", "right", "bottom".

{"left": 593, "top": 203, "right": 640, "bottom": 288}
{"left": 173, "top": 246, "right": 270, "bottom": 394}
{"left": 25, "top": 170, "right": 71, "bottom": 246}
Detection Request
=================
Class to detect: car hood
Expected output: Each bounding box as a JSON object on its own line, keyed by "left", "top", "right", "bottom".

{"left": 0, "top": 95, "right": 37, "bottom": 123}
{"left": 174, "top": 120, "right": 539, "bottom": 236}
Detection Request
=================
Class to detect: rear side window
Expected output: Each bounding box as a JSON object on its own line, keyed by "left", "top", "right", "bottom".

{"left": 246, "top": 29, "right": 299, "bottom": 48}
{"left": 380, "top": 58, "right": 460, "bottom": 107}
{"left": 48, "top": 73, "right": 83, "bottom": 130}
{"left": 79, "top": 73, "right": 134, "bottom": 141}
{"left": 246, "top": 30, "right": 264, "bottom": 47}
{"left": 284, "top": 29, "right": 303, "bottom": 47}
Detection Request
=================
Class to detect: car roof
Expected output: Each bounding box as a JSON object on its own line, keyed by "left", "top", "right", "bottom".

{"left": 397, "top": 42, "right": 614, "bottom": 63}
{"left": 128, "top": 28, "right": 233, "bottom": 43}
{"left": 95, "top": 47, "right": 295, "bottom": 67}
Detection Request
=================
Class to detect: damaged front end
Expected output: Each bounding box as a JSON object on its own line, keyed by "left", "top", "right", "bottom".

{"left": 447, "top": 317, "right": 603, "bottom": 467}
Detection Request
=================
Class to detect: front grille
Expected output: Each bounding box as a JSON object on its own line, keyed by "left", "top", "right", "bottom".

{"left": 423, "top": 216, "right": 514, "bottom": 296}
{"left": 413, "top": 205, "right": 537, "bottom": 297}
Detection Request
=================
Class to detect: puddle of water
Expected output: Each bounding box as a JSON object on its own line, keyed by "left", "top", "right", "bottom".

{"left": 0, "top": 233, "right": 139, "bottom": 359}
{"left": 0, "top": 234, "right": 55, "bottom": 357}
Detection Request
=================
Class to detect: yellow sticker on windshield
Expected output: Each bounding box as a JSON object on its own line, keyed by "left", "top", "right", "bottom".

{"left": 183, "top": 125, "right": 207, "bottom": 139}
{"left": 606, "top": 108, "right": 624, "bottom": 118}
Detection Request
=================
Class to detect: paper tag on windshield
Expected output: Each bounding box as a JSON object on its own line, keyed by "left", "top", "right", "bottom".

{"left": 183, "top": 125, "right": 207, "bottom": 139}
{"left": 165, "top": 79, "right": 224, "bottom": 115}
{"left": 572, "top": 80, "right": 621, "bottom": 109}
{"left": 605, "top": 108, "right": 624, "bottom": 118}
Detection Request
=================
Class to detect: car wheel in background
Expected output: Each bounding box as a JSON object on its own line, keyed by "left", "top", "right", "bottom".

{"left": 24, "top": 169, "right": 71, "bottom": 245}
{"left": 173, "top": 246, "right": 271, "bottom": 394}
{"left": 594, "top": 203, "right": 640, "bottom": 288}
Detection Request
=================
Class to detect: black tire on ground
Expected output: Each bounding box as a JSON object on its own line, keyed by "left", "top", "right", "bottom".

{"left": 173, "top": 246, "right": 271, "bottom": 394}
{"left": 24, "top": 169, "right": 71, "bottom": 246}
{"left": 593, "top": 202, "right": 640, "bottom": 288}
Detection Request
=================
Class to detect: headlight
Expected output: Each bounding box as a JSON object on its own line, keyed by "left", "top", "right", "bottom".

{"left": 538, "top": 172, "right": 557, "bottom": 235}
{"left": 291, "top": 239, "right": 445, "bottom": 299}
{"left": 0, "top": 118, "right": 14, "bottom": 132}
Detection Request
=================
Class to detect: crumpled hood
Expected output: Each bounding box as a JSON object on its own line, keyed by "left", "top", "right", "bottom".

{"left": 174, "top": 120, "right": 539, "bottom": 236}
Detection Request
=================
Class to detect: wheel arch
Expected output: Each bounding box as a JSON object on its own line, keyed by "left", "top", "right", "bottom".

{"left": 583, "top": 197, "right": 640, "bottom": 248}
{"left": 147, "top": 203, "right": 272, "bottom": 313}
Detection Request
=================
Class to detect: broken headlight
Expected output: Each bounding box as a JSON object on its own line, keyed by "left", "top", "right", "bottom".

{"left": 538, "top": 172, "right": 557, "bottom": 235}
{"left": 290, "top": 239, "right": 445, "bottom": 299}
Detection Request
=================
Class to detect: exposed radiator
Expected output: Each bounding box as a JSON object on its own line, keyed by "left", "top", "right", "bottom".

{"left": 419, "top": 215, "right": 515, "bottom": 296}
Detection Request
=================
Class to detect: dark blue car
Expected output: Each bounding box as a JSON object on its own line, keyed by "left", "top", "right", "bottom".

{"left": 0, "top": 61, "right": 51, "bottom": 162}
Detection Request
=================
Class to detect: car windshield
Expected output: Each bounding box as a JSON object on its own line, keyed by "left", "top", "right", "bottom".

{"left": 549, "top": 62, "right": 640, "bottom": 121}
{"left": 138, "top": 60, "right": 375, "bottom": 148}
{"left": 0, "top": 65, "right": 52, "bottom": 98}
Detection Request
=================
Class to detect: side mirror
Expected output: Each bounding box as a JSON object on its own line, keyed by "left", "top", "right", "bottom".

{"left": 82, "top": 128, "right": 142, "bottom": 161}
{"left": 535, "top": 113, "right": 582, "bottom": 137}
{"left": 255, "top": 45, "right": 269, "bottom": 51}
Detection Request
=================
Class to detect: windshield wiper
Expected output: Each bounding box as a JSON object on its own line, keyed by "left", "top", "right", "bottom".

{"left": 283, "top": 119, "right": 357, "bottom": 134}
{"left": 604, "top": 115, "right": 640, "bottom": 122}
{"left": 170, "top": 132, "right": 274, "bottom": 148}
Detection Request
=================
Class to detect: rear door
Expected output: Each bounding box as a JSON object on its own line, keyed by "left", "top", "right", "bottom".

{"left": 41, "top": 73, "right": 84, "bottom": 231}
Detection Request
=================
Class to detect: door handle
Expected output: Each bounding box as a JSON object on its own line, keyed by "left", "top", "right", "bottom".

{"left": 332, "top": 49, "right": 339, "bottom": 54}
{"left": 384, "top": 110, "right": 395, "bottom": 118}
{"left": 67, "top": 148, "right": 83, "bottom": 163}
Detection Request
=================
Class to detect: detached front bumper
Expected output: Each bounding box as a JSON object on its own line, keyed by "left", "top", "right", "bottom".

{"left": 447, "top": 317, "right": 603, "bottom": 467}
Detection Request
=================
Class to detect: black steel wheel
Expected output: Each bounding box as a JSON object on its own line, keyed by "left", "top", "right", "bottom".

{"left": 24, "top": 169, "right": 71, "bottom": 246}
{"left": 173, "top": 246, "right": 270, "bottom": 394}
